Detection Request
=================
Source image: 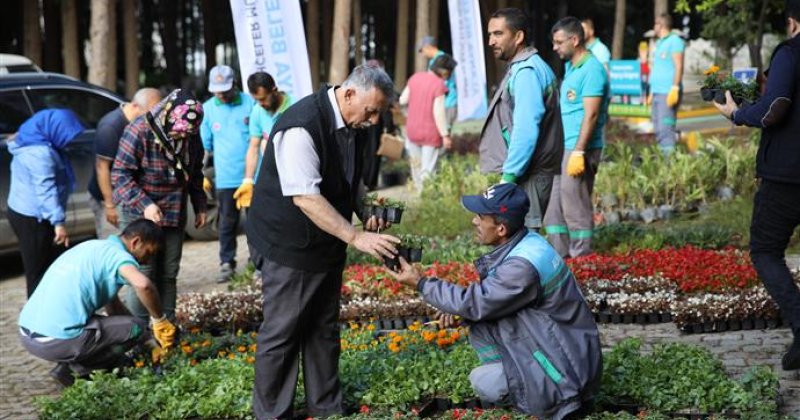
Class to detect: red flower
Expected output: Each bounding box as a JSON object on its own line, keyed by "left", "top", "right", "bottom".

{"left": 360, "top": 405, "right": 370, "bottom": 414}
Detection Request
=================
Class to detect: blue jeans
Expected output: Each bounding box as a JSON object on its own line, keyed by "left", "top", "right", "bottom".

{"left": 651, "top": 94, "right": 678, "bottom": 153}
{"left": 217, "top": 188, "right": 241, "bottom": 266}
{"left": 750, "top": 179, "right": 800, "bottom": 336}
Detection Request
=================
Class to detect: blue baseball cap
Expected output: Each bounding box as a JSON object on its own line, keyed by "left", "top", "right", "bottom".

{"left": 461, "top": 183, "right": 530, "bottom": 221}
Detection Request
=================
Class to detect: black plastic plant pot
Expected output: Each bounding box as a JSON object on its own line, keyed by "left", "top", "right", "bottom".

{"left": 386, "top": 207, "right": 404, "bottom": 224}
{"left": 700, "top": 88, "right": 716, "bottom": 101}
{"left": 383, "top": 254, "right": 400, "bottom": 271}
{"left": 408, "top": 247, "right": 423, "bottom": 263}
{"left": 372, "top": 206, "right": 387, "bottom": 221}
{"left": 397, "top": 247, "right": 411, "bottom": 262}
{"left": 362, "top": 205, "right": 374, "bottom": 220}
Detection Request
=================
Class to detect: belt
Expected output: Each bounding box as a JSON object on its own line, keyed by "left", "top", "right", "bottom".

{"left": 20, "top": 326, "right": 56, "bottom": 343}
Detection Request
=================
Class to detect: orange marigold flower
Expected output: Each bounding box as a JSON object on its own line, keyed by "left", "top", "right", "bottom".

{"left": 218, "top": 350, "right": 227, "bottom": 357}
{"left": 238, "top": 345, "right": 247, "bottom": 353}
{"left": 450, "top": 331, "right": 461, "bottom": 341}
{"left": 367, "top": 324, "right": 376, "bottom": 331}
{"left": 249, "top": 344, "right": 257, "bottom": 353}
{"left": 190, "top": 327, "right": 200, "bottom": 334}
{"left": 190, "top": 359, "right": 198, "bottom": 366}
{"left": 388, "top": 331, "right": 398, "bottom": 338}
{"left": 359, "top": 344, "right": 368, "bottom": 351}
{"left": 201, "top": 339, "right": 211, "bottom": 347}
{"left": 134, "top": 360, "right": 145, "bottom": 368}
{"left": 436, "top": 337, "right": 452, "bottom": 347}
{"left": 392, "top": 335, "right": 403, "bottom": 343}
{"left": 437, "top": 329, "right": 447, "bottom": 338}
{"left": 228, "top": 353, "right": 236, "bottom": 360}
{"left": 181, "top": 345, "right": 193, "bottom": 355}
{"left": 388, "top": 342, "right": 401, "bottom": 353}
{"left": 349, "top": 322, "right": 359, "bottom": 330}
{"left": 704, "top": 65, "right": 720, "bottom": 75}
{"left": 246, "top": 356, "right": 255, "bottom": 364}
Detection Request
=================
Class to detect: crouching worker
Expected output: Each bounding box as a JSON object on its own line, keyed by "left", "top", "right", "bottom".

{"left": 388, "top": 183, "right": 602, "bottom": 419}
{"left": 18, "top": 219, "right": 177, "bottom": 387}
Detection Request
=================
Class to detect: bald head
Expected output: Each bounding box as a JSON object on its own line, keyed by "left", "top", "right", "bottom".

{"left": 132, "top": 88, "right": 162, "bottom": 111}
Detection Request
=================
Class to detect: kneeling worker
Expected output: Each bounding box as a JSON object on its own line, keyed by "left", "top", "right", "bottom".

{"left": 18, "top": 219, "right": 177, "bottom": 387}
{"left": 389, "top": 183, "right": 602, "bottom": 419}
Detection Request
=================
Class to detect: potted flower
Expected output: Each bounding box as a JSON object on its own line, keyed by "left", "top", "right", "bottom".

{"left": 716, "top": 74, "right": 759, "bottom": 106}
{"left": 383, "top": 234, "right": 425, "bottom": 270}
{"left": 384, "top": 198, "right": 406, "bottom": 223}
{"left": 699, "top": 64, "right": 722, "bottom": 102}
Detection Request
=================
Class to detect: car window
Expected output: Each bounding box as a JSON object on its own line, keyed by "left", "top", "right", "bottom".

{"left": 0, "top": 90, "right": 33, "bottom": 135}
{"left": 27, "top": 88, "right": 120, "bottom": 129}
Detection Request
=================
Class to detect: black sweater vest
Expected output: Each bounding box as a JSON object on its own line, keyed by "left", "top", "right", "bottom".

{"left": 247, "top": 87, "right": 364, "bottom": 272}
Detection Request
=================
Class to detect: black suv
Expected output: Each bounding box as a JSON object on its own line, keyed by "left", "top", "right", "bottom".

{"left": 0, "top": 73, "right": 218, "bottom": 255}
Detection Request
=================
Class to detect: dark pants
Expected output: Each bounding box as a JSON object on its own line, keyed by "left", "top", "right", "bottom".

{"left": 217, "top": 188, "right": 241, "bottom": 266}
{"left": 8, "top": 208, "right": 64, "bottom": 297}
{"left": 750, "top": 179, "right": 800, "bottom": 337}
{"left": 20, "top": 315, "right": 148, "bottom": 376}
{"left": 252, "top": 259, "right": 344, "bottom": 419}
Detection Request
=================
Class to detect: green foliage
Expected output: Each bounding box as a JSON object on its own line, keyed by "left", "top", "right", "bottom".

{"left": 227, "top": 262, "right": 257, "bottom": 291}
{"left": 599, "top": 338, "right": 780, "bottom": 417}
{"left": 593, "top": 222, "right": 735, "bottom": 253}
{"left": 393, "top": 155, "right": 499, "bottom": 238}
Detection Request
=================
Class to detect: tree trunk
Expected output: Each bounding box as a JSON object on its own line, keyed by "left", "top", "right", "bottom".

{"left": 430, "top": 0, "right": 439, "bottom": 41}
{"left": 321, "top": 0, "right": 334, "bottom": 82}
{"left": 88, "top": 0, "right": 111, "bottom": 88}
{"left": 62, "top": 0, "right": 80, "bottom": 78}
{"left": 202, "top": 0, "right": 217, "bottom": 70}
{"left": 23, "top": 1, "right": 42, "bottom": 67}
{"left": 107, "top": 0, "right": 118, "bottom": 91}
{"left": 654, "top": 0, "right": 668, "bottom": 19}
{"left": 43, "top": 0, "right": 63, "bottom": 72}
{"left": 414, "top": 0, "right": 431, "bottom": 72}
{"left": 353, "top": 0, "right": 362, "bottom": 65}
{"left": 306, "top": 0, "right": 321, "bottom": 89}
{"left": 158, "top": 0, "right": 182, "bottom": 87}
{"left": 747, "top": 0, "right": 769, "bottom": 71}
{"left": 612, "top": 0, "right": 626, "bottom": 59}
{"left": 329, "top": 0, "right": 352, "bottom": 84}
{"left": 394, "top": 0, "right": 410, "bottom": 90}
{"left": 123, "top": 0, "right": 139, "bottom": 97}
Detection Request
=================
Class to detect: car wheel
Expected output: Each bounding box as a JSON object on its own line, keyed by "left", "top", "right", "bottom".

{"left": 185, "top": 202, "right": 219, "bottom": 241}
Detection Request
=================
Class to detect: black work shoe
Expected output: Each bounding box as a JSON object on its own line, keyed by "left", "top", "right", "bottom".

{"left": 49, "top": 363, "right": 75, "bottom": 387}
{"left": 782, "top": 338, "right": 800, "bottom": 371}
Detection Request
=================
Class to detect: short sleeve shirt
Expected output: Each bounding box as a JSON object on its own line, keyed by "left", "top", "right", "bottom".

{"left": 560, "top": 53, "right": 610, "bottom": 150}
{"left": 18, "top": 235, "right": 138, "bottom": 339}
{"left": 650, "top": 33, "right": 685, "bottom": 94}
{"left": 88, "top": 107, "right": 129, "bottom": 201}
{"left": 587, "top": 39, "right": 611, "bottom": 66}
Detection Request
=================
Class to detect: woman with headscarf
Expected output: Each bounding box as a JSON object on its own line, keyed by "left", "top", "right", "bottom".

{"left": 7, "top": 109, "right": 85, "bottom": 297}
{"left": 112, "top": 89, "right": 207, "bottom": 321}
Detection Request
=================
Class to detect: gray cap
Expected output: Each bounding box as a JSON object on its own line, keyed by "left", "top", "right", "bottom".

{"left": 208, "top": 65, "right": 234, "bottom": 93}
{"left": 416, "top": 35, "right": 436, "bottom": 52}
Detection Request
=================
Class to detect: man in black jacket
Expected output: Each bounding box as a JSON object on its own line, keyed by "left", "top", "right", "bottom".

{"left": 715, "top": 0, "right": 800, "bottom": 370}
{"left": 247, "top": 65, "right": 399, "bottom": 419}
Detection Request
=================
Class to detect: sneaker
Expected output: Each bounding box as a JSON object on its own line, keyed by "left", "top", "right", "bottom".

{"left": 217, "top": 262, "right": 234, "bottom": 283}
{"left": 49, "top": 363, "right": 75, "bottom": 387}
{"left": 782, "top": 338, "right": 800, "bottom": 371}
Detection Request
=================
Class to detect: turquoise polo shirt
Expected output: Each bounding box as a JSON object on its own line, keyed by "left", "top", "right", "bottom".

{"left": 650, "top": 33, "right": 685, "bottom": 94}
{"left": 248, "top": 94, "right": 293, "bottom": 179}
{"left": 18, "top": 236, "right": 138, "bottom": 339}
{"left": 200, "top": 92, "right": 256, "bottom": 189}
{"left": 587, "top": 38, "right": 611, "bottom": 66}
{"left": 428, "top": 51, "right": 457, "bottom": 109}
{"left": 560, "top": 52, "right": 610, "bottom": 151}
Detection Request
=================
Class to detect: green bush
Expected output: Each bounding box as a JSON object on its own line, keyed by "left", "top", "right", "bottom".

{"left": 593, "top": 222, "right": 735, "bottom": 253}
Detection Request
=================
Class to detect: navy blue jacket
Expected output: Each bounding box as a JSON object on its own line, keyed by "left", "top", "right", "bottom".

{"left": 733, "top": 34, "right": 800, "bottom": 184}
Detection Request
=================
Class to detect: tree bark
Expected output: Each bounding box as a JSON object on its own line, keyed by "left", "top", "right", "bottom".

{"left": 158, "top": 0, "right": 182, "bottom": 87}
{"left": 62, "top": 0, "right": 80, "bottom": 78}
{"left": 123, "top": 0, "right": 139, "bottom": 97}
{"left": 88, "top": 0, "right": 111, "bottom": 88}
{"left": 321, "top": 0, "right": 334, "bottom": 82}
{"left": 394, "top": 0, "right": 410, "bottom": 90}
{"left": 329, "top": 0, "right": 352, "bottom": 84}
{"left": 414, "top": 0, "right": 431, "bottom": 72}
{"left": 353, "top": 0, "right": 363, "bottom": 65}
{"left": 23, "top": 1, "right": 42, "bottom": 67}
{"left": 612, "top": 0, "right": 626, "bottom": 59}
{"left": 747, "top": 0, "right": 769, "bottom": 71}
{"left": 43, "top": 0, "right": 63, "bottom": 72}
{"left": 430, "top": 0, "right": 439, "bottom": 41}
{"left": 654, "top": 0, "right": 668, "bottom": 20}
{"left": 202, "top": 0, "right": 217, "bottom": 70}
{"left": 107, "top": 0, "right": 118, "bottom": 91}
{"left": 306, "top": 0, "right": 321, "bottom": 89}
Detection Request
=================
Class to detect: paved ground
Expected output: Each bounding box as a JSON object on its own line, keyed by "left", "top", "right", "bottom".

{"left": 1, "top": 231, "right": 799, "bottom": 418}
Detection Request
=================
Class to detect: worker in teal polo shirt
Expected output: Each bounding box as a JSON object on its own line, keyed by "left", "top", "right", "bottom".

{"left": 232, "top": 71, "right": 294, "bottom": 211}
{"left": 545, "top": 16, "right": 609, "bottom": 258}
{"left": 200, "top": 65, "right": 256, "bottom": 283}
{"left": 649, "top": 13, "right": 685, "bottom": 154}
{"left": 419, "top": 36, "right": 458, "bottom": 131}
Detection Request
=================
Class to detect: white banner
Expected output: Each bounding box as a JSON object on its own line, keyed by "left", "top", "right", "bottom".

{"left": 447, "top": 0, "right": 488, "bottom": 121}
{"left": 229, "top": 0, "right": 313, "bottom": 100}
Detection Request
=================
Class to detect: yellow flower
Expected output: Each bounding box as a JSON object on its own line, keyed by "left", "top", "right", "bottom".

{"left": 704, "top": 65, "right": 720, "bottom": 75}
{"left": 228, "top": 353, "right": 236, "bottom": 360}
{"left": 201, "top": 339, "right": 211, "bottom": 347}
{"left": 249, "top": 344, "right": 257, "bottom": 353}
{"left": 218, "top": 350, "right": 227, "bottom": 357}
{"left": 134, "top": 360, "right": 145, "bottom": 368}
{"left": 388, "top": 342, "right": 401, "bottom": 353}
{"left": 367, "top": 324, "right": 376, "bottom": 331}
{"left": 392, "top": 335, "right": 403, "bottom": 343}
{"left": 359, "top": 344, "right": 368, "bottom": 351}
{"left": 349, "top": 322, "right": 359, "bottom": 330}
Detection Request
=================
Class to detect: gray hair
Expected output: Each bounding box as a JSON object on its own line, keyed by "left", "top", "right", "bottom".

{"left": 131, "top": 88, "right": 162, "bottom": 109}
{"left": 341, "top": 65, "right": 395, "bottom": 102}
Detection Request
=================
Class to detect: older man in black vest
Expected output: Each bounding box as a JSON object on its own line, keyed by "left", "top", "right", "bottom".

{"left": 247, "top": 65, "right": 399, "bottom": 419}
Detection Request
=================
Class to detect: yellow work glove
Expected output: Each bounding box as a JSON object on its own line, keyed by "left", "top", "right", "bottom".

{"left": 151, "top": 346, "right": 168, "bottom": 364}
{"left": 566, "top": 151, "right": 585, "bottom": 177}
{"left": 233, "top": 178, "right": 254, "bottom": 210}
{"left": 150, "top": 316, "right": 176, "bottom": 349}
{"left": 666, "top": 85, "right": 680, "bottom": 107}
{"left": 203, "top": 177, "right": 213, "bottom": 193}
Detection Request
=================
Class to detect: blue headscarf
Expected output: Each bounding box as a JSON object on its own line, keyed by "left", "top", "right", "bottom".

{"left": 13, "top": 109, "right": 85, "bottom": 191}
